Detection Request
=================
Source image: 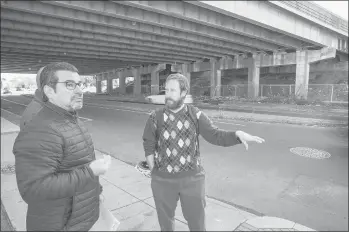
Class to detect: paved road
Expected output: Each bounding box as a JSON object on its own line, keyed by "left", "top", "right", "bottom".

{"left": 1, "top": 95, "right": 348, "bottom": 231}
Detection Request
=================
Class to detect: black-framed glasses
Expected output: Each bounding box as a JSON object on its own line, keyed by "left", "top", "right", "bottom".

{"left": 50, "top": 81, "right": 86, "bottom": 90}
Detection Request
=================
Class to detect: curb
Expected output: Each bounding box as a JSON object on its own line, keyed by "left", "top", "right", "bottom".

{"left": 197, "top": 103, "right": 348, "bottom": 121}
{"left": 235, "top": 216, "right": 317, "bottom": 231}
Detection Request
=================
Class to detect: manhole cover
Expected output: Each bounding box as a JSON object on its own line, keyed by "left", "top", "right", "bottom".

{"left": 290, "top": 147, "right": 331, "bottom": 159}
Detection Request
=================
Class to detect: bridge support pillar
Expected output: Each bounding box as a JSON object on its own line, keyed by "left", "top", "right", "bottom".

{"left": 184, "top": 71, "right": 191, "bottom": 94}
{"left": 150, "top": 64, "right": 166, "bottom": 95}
{"left": 210, "top": 59, "right": 220, "bottom": 97}
{"left": 216, "top": 69, "right": 222, "bottom": 97}
{"left": 96, "top": 81, "right": 101, "bottom": 94}
{"left": 132, "top": 68, "right": 141, "bottom": 95}
{"left": 295, "top": 50, "right": 310, "bottom": 100}
{"left": 151, "top": 70, "right": 159, "bottom": 95}
{"left": 247, "top": 55, "right": 260, "bottom": 98}
{"left": 118, "top": 75, "right": 126, "bottom": 94}
{"left": 96, "top": 74, "right": 102, "bottom": 94}
{"left": 107, "top": 77, "right": 113, "bottom": 94}
{"left": 173, "top": 64, "right": 192, "bottom": 94}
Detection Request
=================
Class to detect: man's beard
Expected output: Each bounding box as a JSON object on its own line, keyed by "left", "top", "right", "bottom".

{"left": 165, "top": 97, "right": 184, "bottom": 110}
{"left": 70, "top": 95, "right": 83, "bottom": 111}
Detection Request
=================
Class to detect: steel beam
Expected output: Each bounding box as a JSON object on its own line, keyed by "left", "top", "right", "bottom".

{"left": 0, "top": 68, "right": 105, "bottom": 75}
{"left": 1, "top": 52, "right": 142, "bottom": 67}
{"left": 1, "top": 42, "right": 191, "bottom": 64}
{"left": 1, "top": 48, "right": 154, "bottom": 66}
{"left": 0, "top": 62, "right": 128, "bottom": 74}
{"left": 0, "top": 66, "right": 122, "bottom": 75}
{"left": 45, "top": 0, "right": 281, "bottom": 51}
{"left": 0, "top": 61, "right": 122, "bottom": 71}
{"left": 269, "top": 1, "right": 348, "bottom": 36}
{"left": 1, "top": 36, "right": 200, "bottom": 62}
{"left": 115, "top": 1, "right": 303, "bottom": 49}
{"left": 1, "top": 27, "right": 224, "bottom": 59}
{"left": 1, "top": 47, "right": 162, "bottom": 66}
{"left": 171, "top": 47, "right": 338, "bottom": 73}
{"left": 0, "top": 3, "right": 260, "bottom": 53}
{"left": 0, "top": 16, "right": 242, "bottom": 57}
{"left": 196, "top": 1, "right": 341, "bottom": 47}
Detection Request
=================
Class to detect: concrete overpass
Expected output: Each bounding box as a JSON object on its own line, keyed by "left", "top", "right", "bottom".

{"left": 1, "top": 1, "right": 348, "bottom": 99}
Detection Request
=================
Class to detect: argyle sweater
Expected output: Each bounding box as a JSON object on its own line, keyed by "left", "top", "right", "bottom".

{"left": 142, "top": 105, "right": 242, "bottom": 178}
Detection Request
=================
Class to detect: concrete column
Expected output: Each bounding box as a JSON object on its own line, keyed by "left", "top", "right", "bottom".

{"left": 96, "top": 75, "right": 102, "bottom": 94}
{"left": 180, "top": 64, "right": 191, "bottom": 94}
{"left": 210, "top": 59, "right": 218, "bottom": 97}
{"left": 151, "top": 69, "right": 159, "bottom": 95}
{"left": 119, "top": 75, "right": 126, "bottom": 94}
{"left": 186, "top": 72, "right": 191, "bottom": 94}
{"left": 132, "top": 68, "right": 141, "bottom": 95}
{"left": 216, "top": 69, "right": 222, "bottom": 97}
{"left": 107, "top": 78, "right": 113, "bottom": 94}
{"left": 247, "top": 55, "right": 260, "bottom": 98}
{"left": 343, "top": 40, "right": 348, "bottom": 51}
{"left": 295, "top": 50, "right": 310, "bottom": 100}
{"left": 96, "top": 81, "right": 101, "bottom": 94}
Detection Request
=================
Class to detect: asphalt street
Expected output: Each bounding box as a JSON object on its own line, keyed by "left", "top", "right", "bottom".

{"left": 1, "top": 95, "right": 348, "bottom": 231}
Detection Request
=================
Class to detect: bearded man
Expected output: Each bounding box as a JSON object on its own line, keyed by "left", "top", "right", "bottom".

{"left": 142, "top": 73, "right": 265, "bottom": 231}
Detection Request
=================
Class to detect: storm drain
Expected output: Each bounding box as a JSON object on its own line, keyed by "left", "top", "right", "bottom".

{"left": 290, "top": 147, "right": 331, "bottom": 159}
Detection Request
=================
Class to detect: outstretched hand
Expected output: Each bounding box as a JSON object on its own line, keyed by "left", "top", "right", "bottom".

{"left": 236, "top": 130, "right": 265, "bottom": 150}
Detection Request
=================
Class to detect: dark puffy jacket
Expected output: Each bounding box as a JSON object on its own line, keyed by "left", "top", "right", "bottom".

{"left": 20, "top": 89, "right": 44, "bottom": 130}
{"left": 13, "top": 101, "right": 101, "bottom": 231}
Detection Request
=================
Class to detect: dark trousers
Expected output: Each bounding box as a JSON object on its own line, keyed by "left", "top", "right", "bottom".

{"left": 151, "top": 174, "right": 206, "bottom": 231}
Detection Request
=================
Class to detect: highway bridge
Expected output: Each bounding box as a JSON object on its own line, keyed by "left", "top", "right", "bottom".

{"left": 1, "top": 1, "right": 348, "bottom": 99}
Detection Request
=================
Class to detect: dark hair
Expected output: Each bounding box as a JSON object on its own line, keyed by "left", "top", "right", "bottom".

{"left": 166, "top": 73, "right": 189, "bottom": 93}
{"left": 40, "top": 62, "right": 78, "bottom": 101}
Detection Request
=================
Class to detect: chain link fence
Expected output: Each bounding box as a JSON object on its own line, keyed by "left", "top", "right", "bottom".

{"left": 307, "top": 84, "right": 349, "bottom": 102}
{"left": 140, "top": 85, "right": 166, "bottom": 95}
{"left": 141, "top": 85, "right": 151, "bottom": 95}
{"left": 139, "top": 83, "right": 348, "bottom": 103}
{"left": 190, "top": 84, "right": 348, "bottom": 103}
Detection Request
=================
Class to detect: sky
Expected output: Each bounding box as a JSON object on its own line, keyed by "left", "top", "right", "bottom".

{"left": 313, "top": 1, "right": 348, "bottom": 20}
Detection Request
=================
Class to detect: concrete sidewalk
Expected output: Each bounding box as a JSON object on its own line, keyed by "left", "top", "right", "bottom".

{"left": 1, "top": 117, "right": 316, "bottom": 231}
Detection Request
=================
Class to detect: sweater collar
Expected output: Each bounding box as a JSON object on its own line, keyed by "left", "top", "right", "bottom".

{"left": 165, "top": 104, "right": 187, "bottom": 115}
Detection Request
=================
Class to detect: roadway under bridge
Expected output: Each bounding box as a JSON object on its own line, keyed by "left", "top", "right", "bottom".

{"left": 1, "top": 1, "right": 348, "bottom": 99}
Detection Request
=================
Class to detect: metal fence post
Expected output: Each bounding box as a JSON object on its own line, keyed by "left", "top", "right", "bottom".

{"left": 330, "top": 84, "right": 334, "bottom": 102}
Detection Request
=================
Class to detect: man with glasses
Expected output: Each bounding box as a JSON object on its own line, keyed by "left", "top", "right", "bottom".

{"left": 13, "top": 62, "right": 111, "bottom": 231}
